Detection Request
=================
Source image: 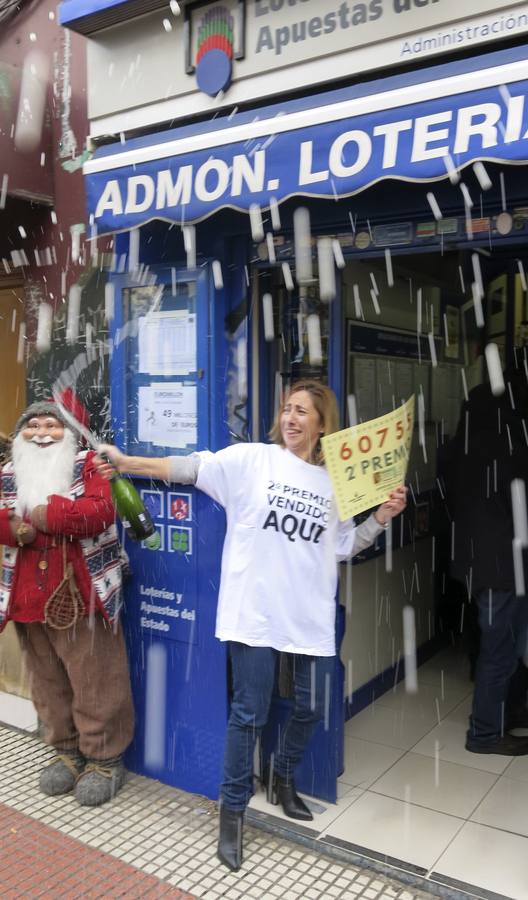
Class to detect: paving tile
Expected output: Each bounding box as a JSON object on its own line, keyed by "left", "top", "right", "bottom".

{"left": 0, "top": 723, "right": 457, "bottom": 900}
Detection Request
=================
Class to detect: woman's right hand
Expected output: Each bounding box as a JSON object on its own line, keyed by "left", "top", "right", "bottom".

{"left": 95, "top": 444, "right": 126, "bottom": 478}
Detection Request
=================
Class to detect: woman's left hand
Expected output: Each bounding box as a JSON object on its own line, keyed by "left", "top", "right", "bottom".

{"left": 374, "top": 486, "right": 407, "bottom": 526}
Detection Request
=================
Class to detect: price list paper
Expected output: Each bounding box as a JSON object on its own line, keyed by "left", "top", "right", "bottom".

{"left": 321, "top": 395, "right": 415, "bottom": 521}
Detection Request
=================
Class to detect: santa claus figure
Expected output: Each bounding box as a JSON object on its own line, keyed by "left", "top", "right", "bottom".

{"left": 0, "top": 390, "right": 134, "bottom": 806}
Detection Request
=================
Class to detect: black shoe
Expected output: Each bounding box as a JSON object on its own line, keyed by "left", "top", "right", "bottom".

{"left": 217, "top": 805, "right": 243, "bottom": 872}
{"left": 466, "top": 734, "right": 528, "bottom": 756}
{"left": 264, "top": 768, "right": 313, "bottom": 821}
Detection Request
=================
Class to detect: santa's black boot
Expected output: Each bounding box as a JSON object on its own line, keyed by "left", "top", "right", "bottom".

{"left": 39, "top": 750, "right": 85, "bottom": 796}
{"left": 217, "top": 805, "right": 244, "bottom": 872}
{"left": 74, "top": 755, "right": 126, "bottom": 807}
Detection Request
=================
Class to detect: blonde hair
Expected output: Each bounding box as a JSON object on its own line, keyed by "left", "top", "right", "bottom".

{"left": 269, "top": 380, "right": 340, "bottom": 466}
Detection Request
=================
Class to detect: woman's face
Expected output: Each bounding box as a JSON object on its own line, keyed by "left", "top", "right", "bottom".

{"left": 280, "top": 390, "right": 323, "bottom": 461}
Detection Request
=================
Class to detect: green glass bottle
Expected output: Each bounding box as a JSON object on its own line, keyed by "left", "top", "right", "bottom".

{"left": 109, "top": 473, "right": 156, "bottom": 542}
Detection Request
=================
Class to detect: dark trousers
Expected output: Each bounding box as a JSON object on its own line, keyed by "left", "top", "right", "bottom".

{"left": 468, "top": 589, "right": 527, "bottom": 746}
{"left": 220, "top": 642, "right": 334, "bottom": 811}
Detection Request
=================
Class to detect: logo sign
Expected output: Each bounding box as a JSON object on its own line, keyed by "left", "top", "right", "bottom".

{"left": 185, "top": 0, "right": 245, "bottom": 97}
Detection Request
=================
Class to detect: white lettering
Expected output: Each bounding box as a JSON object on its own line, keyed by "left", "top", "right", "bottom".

{"left": 125, "top": 175, "right": 155, "bottom": 214}
{"left": 95, "top": 180, "right": 123, "bottom": 219}
{"left": 156, "top": 167, "right": 193, "bottom": 209}
{"left": 298, "top": 141, "right": 329, "bottom": 185}
{"left": 195, "top": 159, "right": 230, "bottom": 202}
{"left": 231, "top": 151, "right": 266, "bottom": 196}
{"left": 411, "top": 111, "right": 452, "bottom": 162}
{"left": 329, "top": 130, "right": 372, "bottom": 178}
{"left": 454, "top": 103, "right": 501, "bottom": 154}
{"left": 373, "top": 119, "right": 413, "bottom": 169}
{"left": 505, "top": 95, "right": 524, "bottom": 143}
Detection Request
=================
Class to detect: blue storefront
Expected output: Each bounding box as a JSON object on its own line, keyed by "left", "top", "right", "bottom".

{"left": 60, "top": 0, "right": 528, "bottom": 807}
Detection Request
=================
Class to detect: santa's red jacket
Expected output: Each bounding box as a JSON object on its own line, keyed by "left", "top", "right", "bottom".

{"left": 0, "top": 451, "right": 124, "bottom": 629}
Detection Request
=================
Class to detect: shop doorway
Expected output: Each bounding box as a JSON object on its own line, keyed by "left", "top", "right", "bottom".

{"left": 0, "top": 282, "right": 34, "bottom": 724}
{"left": 249, "top": 262, "right": 345, "bottom": 803}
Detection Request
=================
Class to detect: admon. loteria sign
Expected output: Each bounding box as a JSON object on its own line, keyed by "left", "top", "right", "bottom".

{"left": 85, "top": 49, "right": 528, "bottom": 233}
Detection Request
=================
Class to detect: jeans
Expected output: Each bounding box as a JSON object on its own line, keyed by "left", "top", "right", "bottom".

{"left": 220, "top": 642, "right": 335, "bottom": 811}
{"left": 468, "top": 589, "right": 525, "bottom": 746}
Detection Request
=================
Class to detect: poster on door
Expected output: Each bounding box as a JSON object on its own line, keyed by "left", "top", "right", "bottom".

{"left": 322, "top": 395, "right": 415, "bottom": 521}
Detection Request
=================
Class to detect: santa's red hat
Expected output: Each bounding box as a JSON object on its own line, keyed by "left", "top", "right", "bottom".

{"left": 15, "top": 388, "right": 90, "bottom": 437}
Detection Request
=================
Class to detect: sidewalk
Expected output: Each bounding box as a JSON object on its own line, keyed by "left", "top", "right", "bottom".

{"left": 0, "top": 725, "right": 441, "bottom": 900}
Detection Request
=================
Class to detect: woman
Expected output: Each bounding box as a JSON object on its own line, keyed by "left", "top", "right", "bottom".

{"left": 97, "top": 380, "right": 406, "bottom": 871}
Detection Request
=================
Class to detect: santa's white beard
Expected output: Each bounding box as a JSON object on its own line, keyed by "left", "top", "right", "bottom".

{"left": 12, "top": 428, "right": 77, "bottom": 516}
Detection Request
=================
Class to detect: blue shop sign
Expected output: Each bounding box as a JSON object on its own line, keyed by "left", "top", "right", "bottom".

{"left": 85, "top": 50, "right": 528, "bottom": 234}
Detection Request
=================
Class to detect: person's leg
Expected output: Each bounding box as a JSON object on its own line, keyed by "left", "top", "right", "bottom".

{"left": 15, "top": 622, "right": 85, "bottom": 795}
{"left": 505, "top": 597, "right": 528, "bottom": 727}
{"left": 50, "top": 615, "right": 135, "bottom": 806}
{"left": 274, "top": 654, "right": 335, "bottom": 780}
{"left": 467, "top": 589, "right": 526, "bottom": 749}
{"left": 220, "top": 642, "right": 276, "bottom": 810}
{"left": 218, "top": 642, "right": 276, "bottom": 872}
{"left": 267, "top": 654, "right": 334, "bottom": 820}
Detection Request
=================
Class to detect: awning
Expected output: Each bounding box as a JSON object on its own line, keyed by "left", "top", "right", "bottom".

{"left": 85, "top": 45, "right": 528, "bottom": 235}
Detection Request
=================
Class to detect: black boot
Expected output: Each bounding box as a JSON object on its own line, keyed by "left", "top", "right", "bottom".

{"left": 265, "top": 768, "right": 313, "bottom": 821}
{"left": 217, "top": 805, "right": 243, "bottom": 872}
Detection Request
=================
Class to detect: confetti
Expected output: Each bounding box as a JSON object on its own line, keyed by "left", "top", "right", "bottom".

{"left": 385, "top": 248, "right": 394, "bottom": 287}
{"left": 16, "top": 323, "right": 26, "bottom": 364}
{"left": 317, "top": 237, "right": 336, "bottom": 301}
{"left": 144, "top": 644, "right": 167, "bottom": 769}
{"left": 212, "top": 259, "right": 223, "bottom": 289}
{"left": 269, "top": 196, "right": 281, "bottom": 231}
{"left": 511, "top": 479, "right": 528, "bottom": 548}
{"left": 518, "top": 259, "right": 527, "bottom": 292}
{"left": 306, "top": 314, "right": 323, "bottom": 365}
{"left": 0, "top": 174, "right": 7, "bottom": 209}
{"left": 473, "top": 162, "right": 492, "bottom": 191}
{"left": 104, "top": 282, "right": 115, "bottom": 322}
{"left": 426, "top": 192, "right": 442, "bottom": 221}
{"left": 428, "top": 332, "right": 437, "bottom": 368}
{"left": 347, "top": 394, "right": 358, "bottom": 427}
{"left": 472, "top": 253, "right": 484, "bottom": 299}
{"left": 282, "top": 261, "right": 294, "bottom": 291}
{"left": 14, "top": 51, "right": 49, "bottom": 152}
{"left": 183, "top": 224, "right": 196, "bottom": 268}
{"left": 36, "top": 303, "right": 53, "bottom": 353}
{"left": 249, "top": 203, "right": 264, "bottom": 242}
{"left": 472, "top": 282, "right": 485, "bottom": 327}
{"left": 443, "top": 153, "right": 460, "bottom": 185}
{"left": 332, "top": 239, "right": 345, "bottom": 269}
{"left": 403, "top": 606, "right": 418, "bottom": 693}
{"left": 237, "top": 337, "right": 247, "bottom": 401}
{"left": 66, "top": 285, "right": 82, "bottom": 344}
{"left": 460, "top": 183, "right": 474, "bottom": 209}
{"left": 128, "top": 228, "right": 140, "bottom": 272}
{"left": 293, "top": 207, "right": 313, "bottom": 284}
{"left": 485, "top": 343, "right": 505, "bottom": 396}
{"left": 262, "top": 292, "right": 274, "bottom": 341}
{"left": 352, "top": 284, "right": 363, "bottom": 319}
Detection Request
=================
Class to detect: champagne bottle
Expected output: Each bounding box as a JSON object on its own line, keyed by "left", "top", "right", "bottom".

{"left": 109, "top": 472, "right": 156, "bottom": 542}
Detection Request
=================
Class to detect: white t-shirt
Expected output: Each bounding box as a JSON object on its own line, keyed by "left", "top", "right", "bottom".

{"left": 196, "top": 443, "right": 356, "bottom": 656}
